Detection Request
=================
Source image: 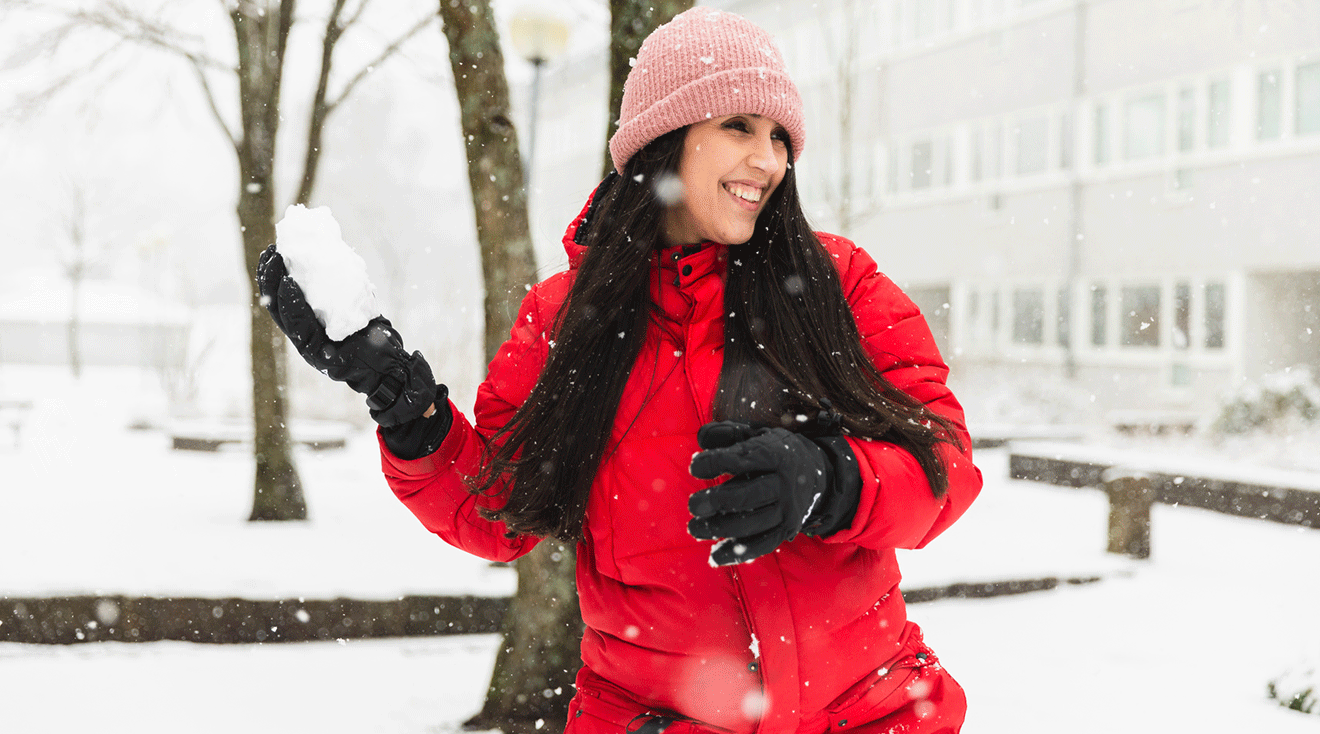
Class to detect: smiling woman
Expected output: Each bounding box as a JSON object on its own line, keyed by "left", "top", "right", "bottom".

{"left": 258, "top": 6, "right": 982, "bottom": 734}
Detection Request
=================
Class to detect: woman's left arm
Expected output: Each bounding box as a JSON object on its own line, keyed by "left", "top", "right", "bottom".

{"left": 818, "top": 235, "right": 983, "bottom": 551}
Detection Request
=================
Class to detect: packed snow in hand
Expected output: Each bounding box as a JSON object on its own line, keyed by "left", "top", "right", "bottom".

{"left": 275, "top": 204, "right": 379, "bottom": 341}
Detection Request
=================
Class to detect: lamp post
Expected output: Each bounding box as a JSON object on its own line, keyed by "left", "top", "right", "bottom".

{"left": 509, "top": 5, "right": 570, "bottom": 194}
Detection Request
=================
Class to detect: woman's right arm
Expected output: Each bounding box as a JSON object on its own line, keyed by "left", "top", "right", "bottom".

{"left": 376, "top": 273, "right": 569, "bottom": 563}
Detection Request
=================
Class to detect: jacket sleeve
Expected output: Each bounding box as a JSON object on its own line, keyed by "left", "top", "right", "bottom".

{"left": 376, "top": 276, "right": 568, "bottom": 563}
{"left": 817, "top": 235, "right": 982, "bottom": 551}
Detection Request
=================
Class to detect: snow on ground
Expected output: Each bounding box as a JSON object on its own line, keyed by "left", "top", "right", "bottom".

{"left": 1, "top": 366, "right": 1319, "bottom": 732}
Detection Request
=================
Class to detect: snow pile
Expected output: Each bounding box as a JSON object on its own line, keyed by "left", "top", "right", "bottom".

{"left": 275, "top": 204, "right": 379, "bottom": 341}
{"left": 1211, "top": 365, "right": 1320, "bottom": 435}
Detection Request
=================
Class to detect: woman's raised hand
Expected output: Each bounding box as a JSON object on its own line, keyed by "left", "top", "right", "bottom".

{"left": 256, "top": 244, "right": 437, "bottom": 427}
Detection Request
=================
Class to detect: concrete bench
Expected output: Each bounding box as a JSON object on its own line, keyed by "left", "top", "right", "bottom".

{"left": 1009, "top": 441, "right": 1320, "bottom": 558}
{"left": 169, "top": 419, "right": 350, "bottom": 452}
{"left": 0, "top": 399, "right": 34, "bottom": 447}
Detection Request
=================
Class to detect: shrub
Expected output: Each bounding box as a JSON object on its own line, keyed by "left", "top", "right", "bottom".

{"left": 1211, "top": 365, "right": 1320, "bottom": 435}
{"left": 1269, "top": 661, "right": 1318, "bottom": 715}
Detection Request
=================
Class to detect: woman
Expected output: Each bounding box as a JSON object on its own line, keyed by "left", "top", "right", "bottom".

{"left": 259, "top": 8, "right": 981, "bottom": 733}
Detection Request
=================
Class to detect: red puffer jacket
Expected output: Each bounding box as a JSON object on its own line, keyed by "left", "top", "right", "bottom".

{"left": 379, "top": 195, "right": 982, "bottom": 734}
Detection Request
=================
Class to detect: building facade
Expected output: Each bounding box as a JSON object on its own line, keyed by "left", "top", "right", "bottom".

{"left": 522, "top": 0, "right": 1320, "bottom": 418}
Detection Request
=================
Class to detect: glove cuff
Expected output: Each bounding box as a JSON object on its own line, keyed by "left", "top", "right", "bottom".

{"left": 379, "top": 384, "right": 453, "bottom": 459}
{"left": 801, "top": 435, "right": 861, "bottom": 537}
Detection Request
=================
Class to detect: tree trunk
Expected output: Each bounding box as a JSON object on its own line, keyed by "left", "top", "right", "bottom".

{"left": 68, "top": 272, "right": 82, "bottom": 379}
{"left": 435, "top": 3, "right": 580, "bottom": 732}
{"left": 603, "top": 0, "right": 693, "bottom": 177}
{"left": 232, "top": 0, "right": 307, "bottom": 522}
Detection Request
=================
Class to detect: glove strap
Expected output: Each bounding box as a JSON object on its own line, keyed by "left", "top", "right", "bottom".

{"left": 366, "top": 374, "right": 402, "bottom": 411}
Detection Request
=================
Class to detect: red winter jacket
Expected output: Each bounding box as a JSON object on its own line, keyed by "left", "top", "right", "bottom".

{"left": 379, "top": 195, "right": 982, "bottom": 734}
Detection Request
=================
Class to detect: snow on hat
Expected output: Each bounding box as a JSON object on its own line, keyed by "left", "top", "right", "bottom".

{"left": 608, "top": 7, "right": 806, "bottom": 174}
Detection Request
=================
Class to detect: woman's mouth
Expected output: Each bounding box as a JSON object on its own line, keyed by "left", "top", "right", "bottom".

{"left": 724, "top": 182, "right": 763, "bottom": 209}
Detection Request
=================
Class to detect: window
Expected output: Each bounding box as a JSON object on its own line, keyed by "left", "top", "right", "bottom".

{"left": 1056, "top": 286, "right": 1071, "bottom": 347}
{"left": 1297, "top": 61, "right": 1320, "bottom": 136}
{"left": 1173, "top": 282, "right": 1191, "bottom": 350}
{"left": 1090, "top": 285, "right": 1107, "bottom": 346}
{"left": 1207, "top": 79, "right": 1231, "bottom": 148}
{"left": 986, "top": 122, "right": 1003, "bottom": 178}
{"left": 1177, "top": 87, "right": 1196, "bottom": 152}
{"left": 1124, "top": 94, "right": 1165, "bottom": 159}
{"left": 1093, "top": 103, "right": 1111, "bottom": 164}
{"left": 1204, "top": 282, "right": 1226, "bottom": 349}
{"left": 970, "top": 128, "right": 984, "bottom": 183}
{"left": 1257, "top": 69, "right": 1282, "bottom": 140}
{"left": 1013, "top": 288, "right": 1044, "bottom": 345}
{"left": 887, "top": 144, "right": 900, "bottom": 193}
{"left": 1120, "top": 286, "right": 1161, "bottom": 347}
{"left": 910, "top": 139, "right": 933, "bottom": 189}
{"left": 935, "top": 135, "right": 953, "bottom": 187}
{"left": 1015, "top": 115, "right": 1049, "bottom": 174}
{"left": 1059, "top": 111, "right": 1074, "bottom": 169}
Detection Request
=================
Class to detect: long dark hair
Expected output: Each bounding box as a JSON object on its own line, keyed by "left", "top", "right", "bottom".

{"left": 472, "top": 129, "right": 958, "bottom": 542}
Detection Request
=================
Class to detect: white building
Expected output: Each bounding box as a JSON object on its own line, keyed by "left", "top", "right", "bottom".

{"left": 520, "top": 0, "right": 1320, "bottom": 418}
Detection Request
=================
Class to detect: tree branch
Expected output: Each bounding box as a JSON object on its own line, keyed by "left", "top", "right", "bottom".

{"left": 293, "top": 0, "right": 349, "bottom": 205}
{"left": 325, "top": 10, "right": 437, "bottom": 112}
{"left": 187, "top": 54, "right": 239, "bottom": 151}
{"left": 73, "top": 1, "right": 232, "bottom": 73}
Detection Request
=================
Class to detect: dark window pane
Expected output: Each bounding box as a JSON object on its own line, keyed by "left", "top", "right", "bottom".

{"left": 1091, "top": 285, "right": 1107, "bottom": 346}
{"left": 1121, "top": 286, "right": 1161, "bottom": 347}
{"left": 1057, "top": 286, "right": 1071, "bottom": 347}
{"left": 1013, "top": 288, "right": 1044, "bottom": 344}
{"left": 1174, "top": 282, "right": 1191, "bottom": 350}
{"left": 1205, "top": 282, "right": 1226, "bottom": 349}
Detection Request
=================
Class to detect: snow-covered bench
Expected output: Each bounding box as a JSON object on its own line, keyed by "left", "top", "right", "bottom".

{"left": 0, "top": 399, "right": 33, "bottom": 448}
{"left": 169, "top": 419, "right": 350, "bottom": 452}
{"left": 1009, "top": 441, "right": 1320, "bottom": 538}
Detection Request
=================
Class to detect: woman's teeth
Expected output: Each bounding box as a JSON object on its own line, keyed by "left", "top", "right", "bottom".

{"left": 725, "top": 184, "right": 762, "bottom": 203}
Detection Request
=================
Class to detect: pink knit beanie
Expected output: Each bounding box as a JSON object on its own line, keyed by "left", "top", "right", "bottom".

{"left": 608, "top": 7, "right": 806, "bottom": 174}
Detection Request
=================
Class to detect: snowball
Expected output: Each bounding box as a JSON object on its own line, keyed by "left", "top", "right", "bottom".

{"left": 275, "top": 204, "right": 379, "bottom": 341}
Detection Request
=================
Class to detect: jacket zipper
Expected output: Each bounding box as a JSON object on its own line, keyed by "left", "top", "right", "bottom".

{"left": 729, "top": 568, "right": 765, "bottom": 685}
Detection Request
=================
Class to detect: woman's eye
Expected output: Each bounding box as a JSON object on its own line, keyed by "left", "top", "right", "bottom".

{"left": 725, "top": 120, "right": 749, "bottom": 132}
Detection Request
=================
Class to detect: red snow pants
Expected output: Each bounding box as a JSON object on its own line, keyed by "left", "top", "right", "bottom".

{"left": 565, "top": 624, "right": 967, "bottom": 734}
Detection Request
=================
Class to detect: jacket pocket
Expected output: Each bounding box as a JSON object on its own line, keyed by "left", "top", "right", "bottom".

{"left": 823, "top": 626, "right": 940, "bottom": 732}
{"left": 569, "top": 675, "right": 727, "bottom": 734}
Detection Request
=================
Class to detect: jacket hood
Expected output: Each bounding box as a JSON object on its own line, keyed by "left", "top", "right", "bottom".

{"left": 561, "top": 173, "right": 620, "bottom": 269}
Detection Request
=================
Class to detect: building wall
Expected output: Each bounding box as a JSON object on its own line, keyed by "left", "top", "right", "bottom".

{"left": 523, "top": 0, "right": 1320, "bottom": 417}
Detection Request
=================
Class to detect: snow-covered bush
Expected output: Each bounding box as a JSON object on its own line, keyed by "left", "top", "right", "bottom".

{"left": 1268, "top": 660, "right": 1317, "bottom": 715}
{"left": 1210, "top": 366, "right": 1320, "bottom": 435}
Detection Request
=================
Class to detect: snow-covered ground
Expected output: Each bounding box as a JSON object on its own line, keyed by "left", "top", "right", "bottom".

{"left": 1, "top": 366, "right": 1318, "bottom": 732}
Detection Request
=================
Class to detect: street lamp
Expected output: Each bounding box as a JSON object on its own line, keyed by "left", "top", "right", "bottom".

{"left": 509, "top": 4, "right": 570, "bottom": 193}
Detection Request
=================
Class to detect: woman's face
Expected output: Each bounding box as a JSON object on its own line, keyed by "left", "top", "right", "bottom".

{"left": 663, "top": 113, "right": 790, "bottom": 247}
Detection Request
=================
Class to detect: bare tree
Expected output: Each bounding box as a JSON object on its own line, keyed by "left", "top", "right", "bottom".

{"left": 2, "top": 0, "right": 436, "bottom": 521}
{"left": 432, "top": 5, "right": 580, "bottom": 733}
{"left": 54, "top": 179, "right": 99, "bottom": 379}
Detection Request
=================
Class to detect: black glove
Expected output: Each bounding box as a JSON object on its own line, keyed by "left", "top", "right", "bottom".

{"left": 256, "top": 244, "right": 439, "bottom": 428}
{"left": 688, "top": 421, "right": 861, "bottom": 566}
{"left": 379, "top": 384, "right": 453, "bottom": 460}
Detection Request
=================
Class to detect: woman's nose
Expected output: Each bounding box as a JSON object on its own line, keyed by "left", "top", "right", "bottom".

{"left": 747, "top": 135, "right": 780, "bottom": 173}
